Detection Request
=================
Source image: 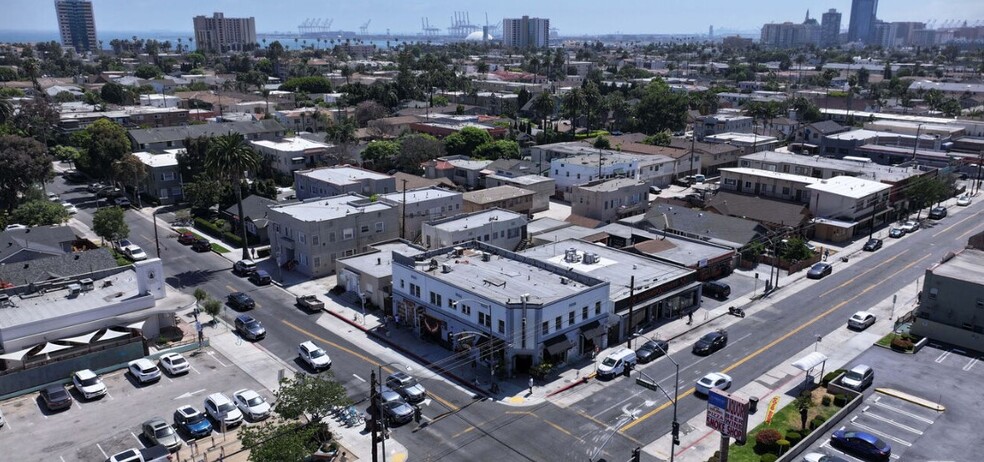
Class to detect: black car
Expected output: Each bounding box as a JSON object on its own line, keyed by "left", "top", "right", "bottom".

{"left": 191, "top": 239, "right": 211, "bottom": 252}
{"left": 636, "top": 339, "right": 670, "bottom": 363}
{"left": 248, "top": 270, "right": 272, "bottom": 286}
{"left": 929, "top": 206, "right": 947, "bottom": 220}
{"left": 40, "top": 384, "right": 73, "bottom": 411}
{"left": 702, "top": 281, "right": 731, "bottom": 300}
{"left": 235, "top": 314, "right": 266, "bottom": 340}
{"left": 692, "top": 330, "right": 728, "bottom": 355}
{"left": 227, "top": 292, "right": 255, "bottom": 310}
{"left": 63, "top": 169, "right": 87, "bottom": 183}
{"left": 862, "top": 238, "right": 883, "bottom": 252}
{"left": 807, "top": 262, "right": 833, "bottom": 279}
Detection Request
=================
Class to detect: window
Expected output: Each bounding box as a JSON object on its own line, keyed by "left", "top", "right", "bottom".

{"left": 161, "top": 172, "right": 176, "bottom": 181}
{"left": 329, "top": 232, "right": 336, "bottom": 242}
{"left": 478, "top": 312, "right": 491, "bottom": 328}
{"left": 928, "top": 288, "right": 938, "bottom": 300}
{"left": 361, "top": 225, "right": 370, "bottom": 233}
{"left": 298, "top": 232, "right": 306, "bottom": 244}
{"left": 582, "top": 307, "right": 588, "bottom": 320}
{"left": 555, "top": 316, "right": 562, "bottom": 330}
{"left": 312, "top": 235, "right": 320, "bottom": 246}
{"left": 782, "top": 187, "right": 790, "bottom": 195}
{"left": 448, "top": 298, "right": 456, "bottom": 310}
{"left": 461, "top": 304, "right": 471, "bottom": 315}
{"left": 313, "top": 257, "right": 321, "bottom": 268}
{"left": 400, "top": 279, "right": 405, "bottom": 289}
{"left": 159, "top": 188, "right": 169, "bottom": 198}
{"left": 375, "top": 222, "right": 384, "bottom": 232}
{"left": 429, "top": 292, "right": 443, "bottom": 307}
{"left": 498, "top": 320, "right": 505, "bottom": 334}
{"left": 724, "top": 178, "right": 737, "bottom": 186}
{"left": 595, "top": 301, "right": 602, "bottom": 315}
{"left": 409, "top": 283, "right": 421, "bottom": 298}
{"left": 542, "top": 321, "right": 549, "bottom": 335}
{"left": 343, "top": 228, "right": 354, "bottom": 240}
{"left": 569, "top": 312, "right": 575, "bottom": 325}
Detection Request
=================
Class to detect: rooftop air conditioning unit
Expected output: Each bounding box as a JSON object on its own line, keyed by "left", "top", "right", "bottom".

{"left": 442, "top": 264, "right": 453, "bottom": 273}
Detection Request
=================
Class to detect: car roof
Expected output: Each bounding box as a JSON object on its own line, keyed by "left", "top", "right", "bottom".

{"left": 207, "top": 392, "right": 232, "bottom": 404}
{"left": 75, "top": 369, "right": 97, "bottom": 379}
{"left": 852, "top": 311, "right": 873, "bottom": 317}
{"left": 44, "top": 383, "right": 65, "bottom": 392}
{"left": 161, "top": 352, "right": 182, "bottom": 359}
{"left": 851, "top": 431, "right": 882, "bottom": 444}
{"left": 254, "top": 269, "right": 270, "bottom": 276}
{"left": 130, "top": 358, "right": 154, "bottom": 367}
{"left": 849, "top": 364, "right": 872, "bottom": 373}
{"left": 389, "top": 371, "right": 411, "bottom": 381}
{"left": 234, "top": 389, "right": 259, "bottom": 399}
{"left": 144, "top": 417, "right": 168, "bottom": 427}
{"left": 236, "top": 314, "right": 256, "bottom": 322}
{"left": 176, "top": 405, "right": 199, "bottom": 416}
{"left": 300, "top": 340, "right": 319, "bottom": 350}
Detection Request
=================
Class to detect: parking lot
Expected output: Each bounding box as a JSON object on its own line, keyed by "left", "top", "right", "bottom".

{"left": 797, "top": 344, "right": 980, "bottom": 461}
{"left": 0, "top": 348, "right": 270, "bottom": 461}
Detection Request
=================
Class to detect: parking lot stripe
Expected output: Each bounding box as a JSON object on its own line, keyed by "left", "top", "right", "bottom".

{"left": 871, "top": 400, "right": 935, "bottom": 424}
{"left": 190, "top": 364, "right": 202, "bottom": 375}
{"left": 206, "top": 351, "right": 229, "bottom": 367}
{"left": 352, "top": 374, "right": 366, "bottom": 383}
{"left": 862, "top": 411, "right": 925, "bottom": 435}
{"left": 962, "top": 357, "right": 979, "bottom": 371}
{"left": 850, "top": 421, "right": 913, "bottom": 446}
{"left": 935, "top": 349, "right": 952, "bottom": 363}
{"left": 131, "top": 431, "right": 141, "bottom": 444}
{"left": 95, "top": 443, "right": 108, "bottom": 458}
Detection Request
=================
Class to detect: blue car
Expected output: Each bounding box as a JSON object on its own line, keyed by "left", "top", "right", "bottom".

{"left": 174, "top": 405, "right": 213, "bottom": 439}
{"left": 830, "top": 430, "right": 890, "bottom": 461}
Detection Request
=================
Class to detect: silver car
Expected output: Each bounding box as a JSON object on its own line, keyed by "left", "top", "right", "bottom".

{"left": 142, "top": 417, "right": 182, "bottom": 451}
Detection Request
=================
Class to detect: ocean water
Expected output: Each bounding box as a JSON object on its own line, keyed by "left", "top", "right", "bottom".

{"left": 0, "top": 30, "right": 398, "bottom": 49}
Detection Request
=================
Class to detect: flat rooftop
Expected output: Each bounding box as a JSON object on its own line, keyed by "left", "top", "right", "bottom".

{"left": 337, "top": 241, "right": 423, "bottom": 279}
{"left": 297, "top": 166, "right": 392, "bottom": 185}
{"left": 740, "top": 151, "right": 922, "bottom": 182}
{"left": 463, "top": 185, "right": 534, "bottom": 204}
{"left": 269, "top": 193, "right": 392, "bottom": 222}
{"left": 380, "top": 187, "right": 460, "bottom": 204}
{"left": 578, "top": 178, "right": 645, "bottom": 192}
{"left": 806, "top": 176, "right": 891, "bottom": 199}
{"left": 428, "top": 208, "right": 525, "bottom": 232}
{"left": 597, "top": 224, "right": 733, "bottom": 265}
{"left": 251, "top": 137, "right": 333, "bottom": 152}
{"left": 721, "top": 167, "right": 821, "bottom": 184}
{"left": 484, "top": 174, "right": 554, "bottom": 185}
{"left": 133, "top": 149, "right": 181, "bottom": 168}
{"left": 930, "top": 248, "right": 984, "bottom": 283}
{"left": 704, "top": 133, "right": 778, "bottom": 144}
{"left": 520, "top": 239, "right": 694, "bottom": 301}
{"left": 0, "top": 270, "right": 143, "bottom": 330}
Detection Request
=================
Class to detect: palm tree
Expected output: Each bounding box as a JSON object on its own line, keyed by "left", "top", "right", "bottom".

{"left": 0, "top": 99, "right": 13, "bottom": 125}
{"left": 206, "top": 133, "right": 260, "bottom": 260}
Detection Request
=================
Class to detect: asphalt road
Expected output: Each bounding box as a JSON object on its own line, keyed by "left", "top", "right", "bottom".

{"left": 46, "top": 171, "right": 984, "bottom": 462}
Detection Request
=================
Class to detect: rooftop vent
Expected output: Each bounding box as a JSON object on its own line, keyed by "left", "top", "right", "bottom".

{"left": 442, "top": 264, "right": 453, "bottom": 273}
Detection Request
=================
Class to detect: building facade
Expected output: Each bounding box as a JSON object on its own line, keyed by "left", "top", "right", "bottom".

{"left": 55, "top": 0, "right": 97, "bottom": 53}
{"left": 250, "top": 137, "right": 334, "bottom": 175}
{"left": 379, "top": 187, "right": 464, "bottom": 243}
{"left": 695, "top": 114, "right": 754, "bottom": 141}
{"left": 421, "top": 208, "right": 527, "bottom": 251}
{"left": 502, "top": 16, "right": 550, "bottom": 49}
{"left": 193, "top": 12, "right": 257, "bottom": 53}
{"left": 293, "top": 166, "right": 396, "bottom": 201}
{"left": 571, "top": 179, "right": 649, "bottom": 223}
{"left": 820, "top": 9, "right": 842, "bottom": 47}
{"left": 462, "top": 186, "right": 536, "bottom": 216}
{"left": 912, "top": 248, "right": 984, "bottom": 353}
{"left": 132, "top": 150, "right": 184, "bottom": 205}
{"left": 848, "top": 0, "right": 879, "bottom": 43}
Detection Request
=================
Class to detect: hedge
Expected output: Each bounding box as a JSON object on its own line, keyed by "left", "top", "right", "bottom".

{"left": 821, "top": 395, "right": 832, "bottom": 406}
{"left": 756, "top": 428, "right": 782, "bottom": 449}
{"left": 821, "top": 369, "right": 846, "bottom": 386}
{"left": 785, "top": 431, "right": 802, "bottom": 446}
{"left": 833, "top": 394, "right": 848, "bottom": 407}
{"left": 194, "top": 217, "right": 225, "bottom": 240}
{"left": 760, "top": 455, "right": 778, "bottom": 462}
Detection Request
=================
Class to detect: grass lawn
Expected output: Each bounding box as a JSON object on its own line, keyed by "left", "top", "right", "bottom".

{"left": 211, "top": 243, "right": 230, "bottom": 253}
{"left": 727, "top": 387, "right": 843, "bottom": 462}
{"left": 574, "top": 130, "right": 610, "bottom": 139}
{"left": 177, "top": 227, "right": 228, "bottom": 253}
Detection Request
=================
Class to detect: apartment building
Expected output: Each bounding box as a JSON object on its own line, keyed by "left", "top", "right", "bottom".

{"left": 266, "top": 194, "right": 400, "bottom": 277}
{"left": 571, "top": 179, "right": 649, "bottom": 223}
{"left": 912, "top": 248, "right": 984, "bottom": 353}
{"left": 250, "top": 137, "right": 335, "bottom": 175}
{"left": 193, "top": 12, "right": 257, "bottom": 53}
{"left": 293, "top": 166, "right": 396, "bottom": 200}
{"left": 502, "top": 16, "right": 550, "bottom": 49}
{"left": 128, "top": 119, "right": 285, "bottom": 152}
{"left": 483, "top": 174, "right": 555, "bottom": 213}
{"left": 55, "top": 0, "right": 97, "bottom": 53}
{"left": 806, "top": 176, "right": 891, "bottom": 241}
{"left": 462, "top": 185, "right": 536, "bottom": 216}
{"left": 549, "top": 150, "right": 675, "bottom": 201}
{"left": 421, "top": 208, "right": 527, "bottom": 251}
{"left": 695, "top": 114, "right": 754, "bottom": 141}
{"left": 379, "top": 187, "right": 464, "bottom": 242}
{"left": 58, "top": 107, "right": 189, "bottom": 133}
{"left": 132, "top": 150, "right": 184, "bottom": 205}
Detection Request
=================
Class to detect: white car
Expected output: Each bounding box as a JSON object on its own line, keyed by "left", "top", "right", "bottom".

{"left": 47, "top": 191, "right": 60, "bottom": 202}
{"left": 900, "top": 220, "right": 920, "bottom": 233}
{"left": 801, "top": 453, "right": 850, "bottom": 462}
{"left": 957, "top": 195, "right": 972, "bottom": 206}
{"left": 72, "top": 369, "right": 107, "bottom": 399}
{"left": 106, "top": 448, "right": 143, "bottom": 462}
{"left": 128, "top": 358, "right": 161, "bottom": 384}
{"left": 848, "top": 311, "right": 876, "bottom": 330}
{"left": 695, "top": 372, "right": 732, "bottom": 395}
{"left": 204, "top": 393, "right": 244, "bottom": 429}
{"left": 61, "top": 201, "right": 78, "bottom": 214}
{"left": 4, "top": 224, "right": 27, "bottom": 231}
{"left": 122, "top": 244, "right": 148, "bottom": 261}
{"left": 159, "top": 352, "right": 190, "bottom": 375}
{"left": 114, "top": 196, "right": 132, "bottom": 207}
{"left": 233, "top": 388, "right": 271, "bottom": 421}
{"left": 298, "top": 341, "right": 332, "bottom": 371}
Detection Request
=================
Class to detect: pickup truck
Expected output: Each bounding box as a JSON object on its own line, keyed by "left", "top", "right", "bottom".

{"left": 296, "top": 295, "right": 325, "bottom": 311}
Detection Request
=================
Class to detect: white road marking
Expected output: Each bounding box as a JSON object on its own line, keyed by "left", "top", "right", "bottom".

{"left": 871, "top": 400, "right": 935, "bottom": 424}
{"left": 131, "top": 431, "right": 142, "bottom": 444}
{"left": 174, "top": 389, "right": 208, "bottom": 400}
{"left": 935, "top": 349, "right": 952, "bottom": 363}
{"left": 862, "top": 411, "right": 926, "bottom": 435}
{"left": 207, "top": 351, "right": 229, "bottom": 367}
{"left": 352, "top": 374, "right": 366, "bottom": 383}
{"left": 850, "top": 421, "right": 913, "bottom": 446}
{"left": 591, "top": 389, "right": 645, "bottom": 419}
{"left": 190, "top": 364, "right": 202, "bottom": 375}
{"left": 96, "top": 443, "right": 108, "bottom": 458}
{"left": 962, "top": 357, "right": 979, "bottom": 371}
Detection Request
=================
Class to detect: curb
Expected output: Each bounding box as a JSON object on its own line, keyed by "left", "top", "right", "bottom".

{"left": 546, "top": 372, "right": 595, "bottom": 397}
{"left": 874, "top": 387, "right": 946, "bottom": 412}
{"left": 323, "top": 309, "right": 490, "bottom": 398}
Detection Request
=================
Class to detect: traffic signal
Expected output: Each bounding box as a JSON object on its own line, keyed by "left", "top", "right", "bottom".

{"left": 671, "top": 421, "right": 680, "bottom": 445}
{"left": 630, "top": 447, "right": 641, "bottom": 462}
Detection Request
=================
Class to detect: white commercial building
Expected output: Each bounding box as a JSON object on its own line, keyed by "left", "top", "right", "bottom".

{"left": 421, "top": 208, "right": 527, "bottom": 251}
{"left": 139, "top": 94, "right": 180, "bottom": 108}
{"left": 251, "top": 137, "right": 335, "bottom": 175}
{"left": 547, "top": 148, "right": 675, "bottom": 201}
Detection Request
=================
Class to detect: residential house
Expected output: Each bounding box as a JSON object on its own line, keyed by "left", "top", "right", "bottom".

{"left": 0, "top": 226, "right": 80, "bottom": 265}
{"left": 424, "top": 156, "right": 492, "bottom": 190}
{"left": 335, "top": 240, "right": 425, "bottom": 309}
{"left": 222, "top": 195, "right": 277, "bottom": 246}
{"left": 546, "top": 146, "right": 675, "bottom": 200}
{"left": 483, "top": 174, "right": 555, "bottom": 213}
{"left": 695, "top": 114, "right": 754, "bottom": 140}
{"left": 274, "top": 108, "right": 330, "bottom": 133}
{"left": 719, "top": 167, "right": 820, "bottom": 203}
{"left": 251, "top": 137, "right": 336, "bottom": 175}
{"left": 128, "top": 119, "right": 285, "bottom": 152}
{"left": 630, "top": 203, "right": 769, "bottom": 250}
{"left": 132, "top": 150, "right": 184, "bottom": 205}
{"left": 463, "top": 185, "right": 535, "bottom": 216}
{"left": 266, "top": 193, "right": 400, "bottom": 277}
{"left": 293, "top": 166, "right": 396, "bottom": 201}
{"left": 58, "top": 106, "right": 189, "bottom": 133}
{"left": 571, "top": 179, "right": 649, "bottom": 223}
{"left": 704, "top": 191, "right": 813, "bottom": 231}
{"left": 703, "top": 132, "right": 780, "bottom": 153}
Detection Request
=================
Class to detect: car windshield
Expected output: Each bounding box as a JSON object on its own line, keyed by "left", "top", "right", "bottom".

{"left": 310, "top": 349, "right": 325, "bottom": 358}
{"left": 184, "top": 412, "right": 205, "bottom": 423}
{"left": 169, "top": 357, "right": 187, "bottom": 365}
{"left": 140, "top": 366, "right": 157, "bottom": 373}
{"left": 845, "top": 371, "right": 863, "bottom": 381}
{"left": 601, "top": 357, "right": 618, "bottom": 367}
{"left": 155, "top": 426, "right": 174, "bottom": 437}
{"left": 701, "top": 334, "right": 716, "bottom": 342}
{"left": 246, "top": 321, "right": 262, "bottom": 330}
{"left": 246, "top": 396, "right": 265, "bottom": 406}
{"left": 49, "top": 389, "right": 68, "bottom": 399}
{"left": 218, "top": 402, "right": 235, "bottom": 412}
{"left": 78, "top": 376, "right": 100, "bottom": 387}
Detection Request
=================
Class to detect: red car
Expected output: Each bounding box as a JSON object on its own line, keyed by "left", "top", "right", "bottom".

{"left": 178, "top": 232, "right": 197, "bottom": 245}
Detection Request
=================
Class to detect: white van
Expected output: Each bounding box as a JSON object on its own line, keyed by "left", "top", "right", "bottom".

{"left": 841, "top": 365, "right": 873, "bottom": 390}
{"left": 596, "top": 348, "right": 637, "bottom": 379}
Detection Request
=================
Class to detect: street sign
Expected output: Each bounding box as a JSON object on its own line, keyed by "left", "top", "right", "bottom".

{"left": 706, "top": 389, "right": 749, "bottom": 439}
{"left": 635, "top": 377, "right": 659, "bottom": 392}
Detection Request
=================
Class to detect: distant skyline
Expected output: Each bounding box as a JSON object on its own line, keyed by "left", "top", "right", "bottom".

{"left": 1, "top": 0, "right": 982, "bottom": 36}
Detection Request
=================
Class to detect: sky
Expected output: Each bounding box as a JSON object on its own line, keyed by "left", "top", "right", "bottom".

{"left": 1, "top": 0, "right": 982, "bottom": 35}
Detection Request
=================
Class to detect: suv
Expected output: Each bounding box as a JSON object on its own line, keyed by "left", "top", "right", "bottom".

{"left": 235, "top": 314, "right": 266, "bottom": 340}
{"left": 191, "top": 239, "right": 211, "bottom": 252}
{"left": 386, "top": 371, "right": 426, "bottom": 403}
{"left": 233, "top": 259, "right": 258, "bottom": 276}
{"left": 227, "top": 292, "right": 255, "bottom": 310}
{"left": 204, "top": 393, "right": 244, "bottom": 429}
{"left": 702, "top": 280, "right": 731, "bottom": 300}
{"left": 248, "top": 269, "right": 272, "bottom": 286}
{"left": 72, "top": 369, "right": 107, "bottom": 400}
{"left": 128, "top": 358, "right": 162, "bottom": 384}
{"left": 173, "top": 405, "right": 213, "bottom": 439}
{"left": 298, "top": 341, "right": 332, "bottom": 371}
{"left": 929, "top": 206, "right": 947, "bottom": 220}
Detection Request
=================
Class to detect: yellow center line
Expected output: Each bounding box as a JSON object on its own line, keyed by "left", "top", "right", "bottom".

{"left": 282, "top": 320, "right": 459, "bottom": 411}
{"left": 452, "top": 425, "right": 476, "bottom": 438}
{"left": 622, "top": 252, "right": 933, "bottom": 433}
{"left": 507, "top": 411, "right": 581, "bottom": 441}
{"left": 576, "top": 410, "right": 646, "bottom": 446}
{"left": 819, "top": 249, "right": 908, "bottom": 298}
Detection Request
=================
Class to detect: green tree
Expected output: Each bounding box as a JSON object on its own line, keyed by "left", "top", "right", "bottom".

{"left": 79, "top": 119, "right": 131, "bottom": 178}
{"left": 396, "top": 133, "right": 443, "bottom": 175}
{"left": 100, "top": 82, "right": 132, "bottom": 105}
{"left": 53, "top": 91, "right": 77, "bottom": 103}
{"left": 239, "top": 420, "right": 321, "bottom": 462}
{"left": 633, "top": 80, "right": 688, "bottom": 135}
{"left": 274, "top": 373, "right": 351, "bottom": 424}
{"left": 182, "top": 178, "right": 224, "bottom": 212}
{"left": 443, "top": 126, "right": 493, "bottom": 157}
{"left": 0, "top": 135, "right": 52, "bottom": 212}
{"left": 206, "top": 133, "right": 260, "bottom": 260}
{"left": 51, "top": 145, "right": 82, "bottom": 168}
{"left": 361, "top": 140, "right": 401, "bottom": 171}
{"left": 13, "top": 97, "right": 59, "bottom": 143}
{"left": 642, "top": 130, "right": 672, "bottom": 146}
{"left": 280, "top": 76, "right": 333, "bottom": 94}
{"left": 473, "top": 139, "right": 520, "bottom": 160}
{"left": 325, "top": 116, "right": 357, "bottom": 164}
{"left": 134, "top": 64, "right": 161, "bottom": 79}
{"left": 112, "top": 153, "right": 147, "bottom": 202}
{"left": 593, "top": 136, "right": 611, "bottom": 149}
{"left": 92, "top": 206, "right": 129, "bottom": 243}
{"left": 201, "top": 297, "right": 222, "bottom": 325}
{"left": 12, "top": 200, "right": 69, "bottom": 226}
{"left": 354, "top": 100, "right": 389, "bottom": 127}
{"left": 561, "top": 87, "right": 586, "bottom": 136}
{"left": 531, "top": 91, "right": 556, "bottom": 130}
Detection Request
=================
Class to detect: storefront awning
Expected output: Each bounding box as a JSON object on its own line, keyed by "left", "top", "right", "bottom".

{"left": 543, "top": 335, "right": 573, "bottom": 356}
{"left": 580, "top": 321, "right": 607, "bottom": 339}
{"left": 60, "top": 330, "right": 102, "bottom": 345}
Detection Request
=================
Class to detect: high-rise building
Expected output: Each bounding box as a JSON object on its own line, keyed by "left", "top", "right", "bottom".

{"left": 193, "top": 12, "right": 257, "bottom": 53}
{"left": 54, "top": 0, "right": 97, "bottom": 53}
{"left": 820, "top": 9, "right": 842, "bottom": 47}
{"left": 760, "top": 11, "right": 820, "bottom": 49}
{"left": 848, "top": 0, "right": 879, "bottom": 43}
{"left": 502, "top": 16, "right": 550, "bottom": 49}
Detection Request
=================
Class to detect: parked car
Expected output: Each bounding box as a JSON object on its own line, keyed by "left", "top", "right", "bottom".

{"left": 63, "top": 169, "right": 87, "bottom": 183}
{"left": 128, "top": 358, "right": 162, "bottom": 384}
{"left": 191, "top": 239, "right": 211, "bottom": 252}
{"left": 889, "top": 227, "right": 906, "bottom": 238}
{"left": 106, "top": 448, "right": 143, "bottom": 462}
{"left": 87, "top": 182, "right": 106, "bottom": 193}
{"left": 702, "top": 280, "right": 731, "bottom": 300}
{"left": 233, "top": 389, "right": 271, "bottom": 421}
{"left": 848, "top": 311, "right": 876, "bottom": 331}
{"left": 235, "top": 314, "right": 266, "bottom": 340}
{"left": 61, "top": 201, "right": 78, "bottom": 215}
{"left": 142, "top": 417, "right": 182, "bottom": 451}
{"left": 40, "top": 384, "right": 73, "bottom": 411}
{"left": 801, "top": 453, "right": 849, "bottom": 462}
{"left": 649, "top": 185, "right": 662, "bottom": 195}
{"left": 298, "top": 341, "right": 332, "bottom": 371}
{"left": 635, "top": 339, "right": 670, "bottom": 364}
{"left": 4, "top": 223, "right": 27, "bottom": 231}
{"left": 0, "top": 407, "right": 5, "bottom": 427}
{"left": 173, "top": 405, "right": 213, "bottom": 439}
{"left": 695, "top": 372, "right": 732, "bottom": 395}
{"left": 692, "top": 330, "right": 728, "bottom": 355}
{"left": 114, "top": 196, "right": 132, "bottom": 207}
{"left": 386, "top": 371, "right": 427, "bottom": 403}
{"left": 862, "top": 238, "right": 883, "bottom": 252}
{"left": 121, "top": 244, "right": 148, "bottom": 261}
{"left": 227, "top": 292, "right": 255, "bottom": 310}
{"left": 377, "top": 389, "right": 414, "bottom": 426}
{"left": 72, "top": 369, "right": 107, "bottom": 400}
{"left": 178, "top": 232, "right": 197, "bottom": 245}
{"left": 46, "top": 191, "right": 60, "bottom": 202}
{"left": 829, "top": 430, "right": 891, "bottom": 461}
{"left": 232, "top": 259, "right": 258, "bottom": 276}
{"left": 841, "top": 365, "right": 874, "bottom": 391}
{"left": 97, "top": 186, "right": 122, "bottom": 198}
{"left": 248, "top": 269, "right": 272, "bottom": 286}
{"left": 956, "top": 195, "right": 972, "bottom": 206}
{"left": 900, "top": 220, "right": 920, "bottom": 233}
{"left": 296, "top": 294, "right": 325, "bottom": 311}
{"left": 159, "top": 352, "right": 190, "bottom": 375}
{"left": 204, "top": 393, "right": 244, "bottom": 429}
{"left": 928, "top": 206, "right": 947, "bottom": 220}
{"left": 596, "top": 347, "right": 638, "bottom": 379}
{"left": 807, "top": 262, "right": 833, "bottom": 279}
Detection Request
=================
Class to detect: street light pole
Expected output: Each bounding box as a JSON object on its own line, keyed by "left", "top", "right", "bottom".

{"left": 637, "top": 349, "right": 679, "bottom": 462}
{"left": 152, "top": 209, "right": 161, "bottom": 258}
{"left": 373, "top": 361, "right": 411, "bottom": 462}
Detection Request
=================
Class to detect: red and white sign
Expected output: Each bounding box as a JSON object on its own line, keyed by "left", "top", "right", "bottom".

{"left": 706, "top": 389, "right": 750, "bottom": 439}
{"left": 765, "top": 396, "right": 781, "bottom": 425}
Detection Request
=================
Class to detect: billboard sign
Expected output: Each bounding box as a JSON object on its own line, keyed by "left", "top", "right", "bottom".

{"left": 706, "top": 388, "right": 750, "bottom": 439}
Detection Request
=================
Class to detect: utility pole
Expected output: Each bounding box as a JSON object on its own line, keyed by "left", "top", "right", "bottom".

{"left": 975, "top": 150, "right": 983, "bottom": 195}
{"left": 912, "top": 123, "right": 923, "bottom": 161}
{"left": 370, "top": 369, "right": 379, "bottom": 462}
{"left": 626, "top": 275, "right": 635, "bottom": 349}
{"left": 689, "top": 120, "right": 697, "bottom": 176}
